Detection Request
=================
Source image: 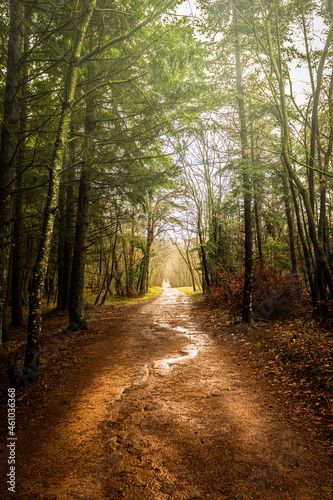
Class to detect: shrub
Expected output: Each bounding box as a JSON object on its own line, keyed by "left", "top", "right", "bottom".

{"left": 207, "top": 261, "right": 302, "bottom": 319}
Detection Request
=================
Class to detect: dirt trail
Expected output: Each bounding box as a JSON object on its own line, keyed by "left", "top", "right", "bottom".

{"left": 2, "top": 287, "right": 333, "bottom": 499}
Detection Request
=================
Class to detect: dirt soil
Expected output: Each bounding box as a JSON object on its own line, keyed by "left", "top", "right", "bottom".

{"left": 1, "top": 287, "right": 333, "bottom": 499}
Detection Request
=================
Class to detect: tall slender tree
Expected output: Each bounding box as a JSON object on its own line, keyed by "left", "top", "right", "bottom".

{"left": 233, "top": 7, "right": 254, "bottom": 324}
{"left": 0, "top": 0, "right": 24, "bottom": 356}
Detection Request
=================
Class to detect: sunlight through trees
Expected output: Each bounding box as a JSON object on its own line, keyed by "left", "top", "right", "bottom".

{"left": 1, "top": 0, "right": 333, "bottom": 378}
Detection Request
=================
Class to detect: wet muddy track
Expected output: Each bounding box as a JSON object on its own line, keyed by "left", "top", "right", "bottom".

{"left": 3, "top": 288, "right": 333, "bottom": 499}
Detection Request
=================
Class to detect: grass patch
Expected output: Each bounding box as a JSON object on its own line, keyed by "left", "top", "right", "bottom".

{"left": 176, "top": 287, "right": 203, "bottom": 297}
{"left": 85, "top": 286, "right": 163, "bottom": 308}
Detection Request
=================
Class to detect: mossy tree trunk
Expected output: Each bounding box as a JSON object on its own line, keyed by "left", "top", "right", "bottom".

{"left": 22, "top": 1, "right": 97, "bottom": 383}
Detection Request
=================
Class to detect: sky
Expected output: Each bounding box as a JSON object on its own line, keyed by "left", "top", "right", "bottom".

{"left": 177, "top": 0, "right": 198, "bottom": 18}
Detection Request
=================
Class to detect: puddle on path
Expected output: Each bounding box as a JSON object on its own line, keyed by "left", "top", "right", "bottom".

{"left": 153, "top": 344, "right": 200, "bottom": 375}
{"left": 128, "top": 288, "right": 213, "bottom": 378}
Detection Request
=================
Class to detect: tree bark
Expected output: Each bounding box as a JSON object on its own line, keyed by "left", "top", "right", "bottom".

{"left": 234, "top": 8, "right": 254, "bottom": 325}
{"left": 61, "top": 159, "right": 76, "bottom": 310}
{"left": 100, "top": 227, "right": 118, "bottom": 305}
{"left": 68, "top": 163, "right": 91, "bottom": 329}
{"left": 289, "top": 179, "right": 318, "bottom": 305}
{"left": 68, "top": 58, "right": 96, "bottom": 330}
{"left": 22, "top": 1, "right": 97, "bottom": 383}
{"left": 250, "top": 123, "right": 263, "bottom": 263}
{"left": 11, "top": 25, "right": 28, "bottom": 326}
{"left": 56, "top": 177, "right": 66, "bottom": 308}
{"left": 128, "top": 215, "right": 136, "bottom": 295}
{"left": 3, "top": 266, "right": 12, "bottom": 344}
{"left": 254, "top": 198, "right": 263, "bottom": 263}
{"left": 121, "top": 235, "right": 130, "bottom": 297}
{"left": 307, "top": 28, "right": 333, "bottom": 212}
{"left": 140, "top": 199, "right": 154, "bottom": 295}
{"left": 280, "top": 168, "right": 298, "bottom": 274}
{"left": 0, "top": 0, "right": 24, "bottom": 353}
{"left": 197, "top": 208, "right": 210, "bottom": 293}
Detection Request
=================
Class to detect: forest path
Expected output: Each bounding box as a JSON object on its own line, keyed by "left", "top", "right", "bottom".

{"left": 7, "top": 288, "right": 333, "bottom": 499}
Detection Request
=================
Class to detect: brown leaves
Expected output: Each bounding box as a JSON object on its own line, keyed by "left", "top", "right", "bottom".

{"left": 206, "top": 261, "right": 303, "bottom": 320}
{"left": 198, "top": 295, "right": 333, "bottom": 430}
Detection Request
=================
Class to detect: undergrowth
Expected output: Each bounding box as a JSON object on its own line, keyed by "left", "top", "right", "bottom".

{"left": 206, "top": 261, "right": 303, "bottom": 320}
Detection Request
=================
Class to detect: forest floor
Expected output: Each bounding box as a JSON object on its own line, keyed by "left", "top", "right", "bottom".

{"left": 1, "top": 287, "right": 333, "bottom": 499}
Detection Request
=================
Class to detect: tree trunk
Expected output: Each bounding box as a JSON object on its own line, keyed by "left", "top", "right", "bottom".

{"left": 100, "top": 228, "right": 118, "bottom": 305}
{"left": 128, "top": 216, "right": 136, "bottom": 295}
{"left": 22, "top": 1, "right": 97, "bottom": 383}
{"left": 56, "top": 177, "right": 66, "bottom": 308}
{"left": 280, "top": 167, "right": 298, "bottom": 274}
{"left": 61, "top": 161, "right": 76, "bottom": 310}
{"left": 250, "top": 122, "right": 263, "bottom": 264}
{"left": 307, "top": 29, "right": 333, "bottom": 212}
{"left": 254, "top": 198, "right": 263, "bottom": 263}
{"left": 289, "top": 179, "right": 318, "bottom": 305}
{"left": 234, "top": 8, "right": 253, "bottom": 325}
{"left": 197, "top": 213, "right": 210, "bottom": 292}
{"left": 68, "top": 163, "right": 91, "bottom": 330}
{"left": 315, "top": 142, "right": 327, "bottom": 302}
{"left": 140, "top": 201, "right": 154, "bottom": 295}
{"left": 11, "top": 175, "right": 24, "bottom": 326}
{"left": 11, "top": 27, "right": 28, "bottom": 326}
{"left": 68, "top": 59, "right": 96, "bottom": 330}
{"left": 3, "top": 266, "right": 12, "bottom": 344}
{"left": 186, "top": 247, "right": 197, "bottom": 291}
{"left": 22, "top": 234, "right": 34, "bottom": 305}
{"left": 281, "top": 138, "right": 333, "bottom": 300}
{"left": 0, "top": 0, "right": 24, "bottom": 354}
{"left": 122, "top": 236, "right": 130, "bottom": 297}
{"left": 94, "top": 238, "right": 112, "bottom": 305}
